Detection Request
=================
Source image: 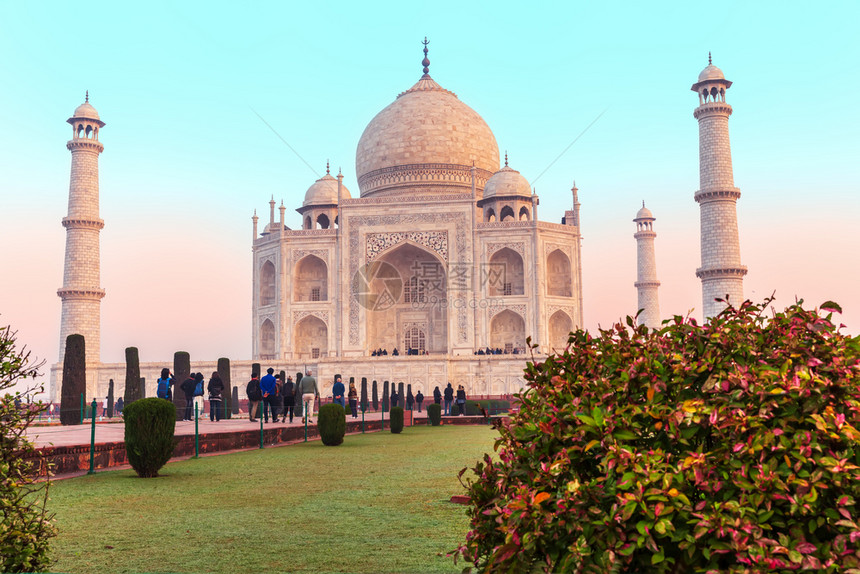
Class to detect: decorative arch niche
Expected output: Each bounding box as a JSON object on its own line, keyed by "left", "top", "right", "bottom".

{"left": 260, "top": 260, "right": 276, "bottom": 306}
{"left": 500, "top": 205, "right": 515, "bottom": 222}
{"left": 489, "top": 310, "right": 525, "bottom": 352}
{"left": 547, "top": 249, "right": 572, "bottom": 297}
{"left": 488, "top": 247, "right": 524, "bottom": 296}
{"left": 294, "top": 255, "right": 327, "bottom": 302}
{"left": 294, "top": 315, "right": 328, "bottom": 359}
{"left": 549, "top": 310, "right": 573, "bottom": 351}
{"left": 259, "top": 318, "right": 276, "bottom": 358}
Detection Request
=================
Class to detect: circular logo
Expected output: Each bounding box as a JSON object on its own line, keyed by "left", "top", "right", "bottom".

{"left": 352, "top": 261, "right": 403, "bottom": 311}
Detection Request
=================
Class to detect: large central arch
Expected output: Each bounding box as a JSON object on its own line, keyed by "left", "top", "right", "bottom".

{"left": 365, "top": 242, "right": 448, "bottom": 354}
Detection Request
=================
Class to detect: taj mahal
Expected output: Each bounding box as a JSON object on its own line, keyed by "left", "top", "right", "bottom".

{"left": 48, "top": 45, "right": 745, "bottom": 402}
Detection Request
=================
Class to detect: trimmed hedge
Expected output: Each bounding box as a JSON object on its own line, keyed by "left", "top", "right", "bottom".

{"left": 123, "top": 397, "right": 176, "bottom": 478}
{"left": 318, "top": 403, "right": 346, "bottom": 446}
{"left": 427, "top": 403, "right": 442, "bottom": 426}
{"left": 390, "top": 406, "right": 404, "bottom": 434}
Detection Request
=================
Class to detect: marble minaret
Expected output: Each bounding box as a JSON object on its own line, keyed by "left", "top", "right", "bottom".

{"left": 58, "top": 93, "right": 105, "bottom": 371}
{"left": 692, "top": 54, "right": 746, "bottom": 319}
{"left": 634, "top": 202, "right": 660, "bottom": 328}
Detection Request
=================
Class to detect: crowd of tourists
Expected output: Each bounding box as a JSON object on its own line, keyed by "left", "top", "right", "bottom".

{"left": 152, "top": 368, "right": 471, "bottom": 423}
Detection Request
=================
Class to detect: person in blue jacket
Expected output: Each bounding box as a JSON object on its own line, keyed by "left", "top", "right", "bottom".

{"left": 260, "top": 368, "right": 279, "bottom": 423}
{"left": 332, "top": 375, "right": 346, "bottom": 408}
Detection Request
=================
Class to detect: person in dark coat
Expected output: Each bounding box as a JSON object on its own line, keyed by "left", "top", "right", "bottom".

{"left": 246, "top": 372, "right": 262, "bottom": 422}
{"left": 390, "top": 387, "right": 399, "bottom": 408}
{"left": 406, "top": 388, "right": 414, "bottom": 411}
{"left": 415, "top": 390, "right": 424, "bottom": 412}
{"left": 456, "top": 385, "right": 467, "bottom": 415}
{"left": 332, "top": 375, "right": 346, "bottom": 408}
{"left": 208, "top": 371, "right": 225, "bottom": 422}
{"left": 282, "top": 375, "right": 296, "bottom": 423}
{"left": 179, "top": 374, "right": 197, "bottom": 421}
{"left": 433, "top": 386, "right": 442, "bottom": 406}
{"left": 443, "top": 383, "right": 454, "bottom": 415}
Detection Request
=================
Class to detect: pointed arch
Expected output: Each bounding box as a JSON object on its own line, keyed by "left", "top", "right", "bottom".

{"left": 500, "top": 205, "right": 515, "bottom": 222}
{"left": 304, "top": 215, "right": 312, "bottom": 230}
{"left": 519, "top": 206, "right": 530, "bottom": 221}
{"left": 316, "top": 213, "right": 330, "bottom": 229}
{"left": 294, "top": 315, "right": 327, "bottom": 359}
{"left": 488, "top": 247, "right": 524, "bottom": 296}
{"left": 294, "top": 255, "right": 327, "bottom": 302}
{"left": 547, "top": 249, "right": 572, "bottom": 297}
{"left": 260, "top": 260, "right": 276, "bottom": 306}
{"left": 486, "top": 208, "right": 496, "bottom": 222}
{"left": 549, "top": 310, "right": 573, "bottom": 352}
{"left": 489, "top": 310, "right": 525, "bottom": 353}
{"left": 260, "top": 318, "right": 276, "bottom": 358}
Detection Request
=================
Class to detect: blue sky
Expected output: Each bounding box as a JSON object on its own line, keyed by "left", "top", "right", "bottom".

{"left": 1, "top": 0, "right": 858, "bottom": 379}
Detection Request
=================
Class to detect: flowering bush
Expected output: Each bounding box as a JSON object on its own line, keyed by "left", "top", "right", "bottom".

{"left": 456, "top": 299, "right": 860, "bottom": 572}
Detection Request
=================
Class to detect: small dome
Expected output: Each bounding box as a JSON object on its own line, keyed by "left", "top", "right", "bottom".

{"left": 303, "top": 174, "right": 351, "bottom": 206}
{"left": 635, "top": 204, "right": 654, "bottom": 220}
{"left": 697, "top": 64, "right": 725, "bottom": 83}
{"left": 483, "top": 166, "right": 531, "bottom": 199}
{"left": 72, "top": 101, "right": 100, "bottom": 120}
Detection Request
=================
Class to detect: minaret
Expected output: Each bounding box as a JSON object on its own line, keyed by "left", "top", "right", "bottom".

{"left": 633, "top": 202, "right": 661, "bottom": 329}
{"left": 692, "top": 54, "right": 746, "bottom": 319}
{"left": 58, "top": 93, "right": 106, "bottom": 370}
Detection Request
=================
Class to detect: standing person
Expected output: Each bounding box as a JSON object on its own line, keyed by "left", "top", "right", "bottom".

{"left": 390, "top": 387, "right": 399, "bottom": 408}
{"left": 180, "top": 373, "right": 197, "bottom": 421}
{"left": 193, "top": 373, "right": 206, "bottom": 419}
{"left": 156, "top": 368, "right": 173, "bottom": 401}
{"left": 101, "top": 397, "right": 108, "bottom": 417}
{"left": 433, "top": 386, "right": 442, "bottom": 407}
{"left": 208, "top": 371, "right": 225, "bottom": 422}
{"left": 347, "top": 381, "right": 358, "bottom": 418}
{"left": 332, "top": 375, "right": 345, "bottom": 408}
{"left": 406, "top": 388, "right": 414, "bottom": 411}
{"left": 444, "top": 383, "right": 454, "bottom": 415}
{"left": 298, "top": 370, "right": 319, "bottom": 423}
{"left": 260, "top": 368, "right": 278, "bottom": 423}
{"left": 282, "top": 375, "right": 296, "bottom": 423}
{"left": 246, "top": 372, "right": 262, "bottom": 423}
{"left": 274, "top": 374, "right": 284, "bottom": 423}
{"left": 456, "top": 384, "right": 467, "bottom": 415}
{"left": 415, "top": 390, "right": 424, "bottom": 412}
{"left": 115, "top": 397, "right": 124, "bottom": 416}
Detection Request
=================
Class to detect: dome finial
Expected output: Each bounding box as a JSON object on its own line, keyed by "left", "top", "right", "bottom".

{"left": 642, "top": 200, "right": 645, "bottom": 208}
{"left": 85, "top": 90, "right": 89, "bottom": 103}
{"left": 421, "top": 37, "right": 430, "bottom": 76}
{"left": 504, "top": 151, "right": 508, "bottom": 167}
{"left": 326, "top": 160, "right": 330, "bottom": 175}
{"left": 708, "top": 51, "right": 712, "bottom": 66}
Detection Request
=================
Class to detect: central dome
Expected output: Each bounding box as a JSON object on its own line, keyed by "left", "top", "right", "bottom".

{"left": 355, "top": 74, "right": 500, "bottom": 197}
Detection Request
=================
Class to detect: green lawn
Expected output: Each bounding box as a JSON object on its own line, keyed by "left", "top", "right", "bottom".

{"left": 48, "top": 425, "right": 495, "bottom": 573}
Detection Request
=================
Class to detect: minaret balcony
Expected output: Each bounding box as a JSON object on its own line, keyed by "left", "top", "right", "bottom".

{"left": 57, "top": 287, "right": 106, "bottom": 300}
{"left": 695, "top": 266, "right": 748, "bottom": 279}
{"left": 694, "top": 187, "right": 741, "bottom": 203}
{"left": 693, "top": 102, "right": 733, "bottom": 119}
{"left": 62, "top": 217, "right": 105, "bottom": 230}
{"left": 66, "top": 139, "right": 104, "bottom": 152}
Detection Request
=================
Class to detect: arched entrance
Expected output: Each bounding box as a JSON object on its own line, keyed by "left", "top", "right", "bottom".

{"left": 488, "top": 248, "right": 524, "bottom": 296}
{"left": 259, "top": 319, "right": 276, "bottom": 358}
{"left": 365, "top": 243, "right": 448, "bottom": 354}
{"left": 294, "top": 255, "right": 327, "bottom": 302}
{"left": 489, "top": 310, "right": 525, "bottom": 353}
{"left": 547, "top": 249, "right": 572, "bottom": 297}
{"left": 549, "top": 310, "right": 573, "bottom": 352}
{"left": 294, "top": 315, "right": 328, "bottom": 359}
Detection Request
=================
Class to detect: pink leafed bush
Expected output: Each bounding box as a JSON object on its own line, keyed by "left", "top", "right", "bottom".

{"left": 456, "top": 298, "right": 860, "bottom": 572}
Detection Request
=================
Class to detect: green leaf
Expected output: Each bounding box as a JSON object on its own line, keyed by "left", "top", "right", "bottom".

{"left": 614, "top": 430, "right": 637, "bottom": 440}
{"left": 652, "top": 549, "right": 665, "bottom": 564}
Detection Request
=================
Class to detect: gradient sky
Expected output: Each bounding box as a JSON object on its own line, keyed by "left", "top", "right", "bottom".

{"left": 1, "top": 1, "right": 858, "bottom": 392}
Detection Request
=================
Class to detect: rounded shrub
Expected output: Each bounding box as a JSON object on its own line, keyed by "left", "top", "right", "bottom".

{"left": 390, "top": 406, "right": 404, "bottom": 434}
{"left": 123, "top": 397, "right": 176, "bottom": 478}
{"left": 449, "top": 402, "right": 460, "bottom": 416}
{"left": 318, "top": 403, "right": 346, "bottom": 446}
{"left": 427, "top": 403, "right": 442, "bottom": 426}
{"left": 456, "top": 299, "right": 860, "bottom": 572}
